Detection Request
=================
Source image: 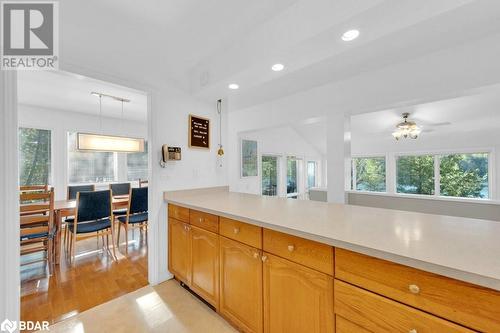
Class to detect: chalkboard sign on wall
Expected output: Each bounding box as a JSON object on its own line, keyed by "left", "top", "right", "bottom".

{"left": 189, "top": 114, "right": 210, "bottom": 149}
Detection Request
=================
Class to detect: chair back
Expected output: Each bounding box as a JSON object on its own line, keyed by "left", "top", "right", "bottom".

{"left": 110, "top": 183, "right": 131, "bottom": 196}
{"left": 19, "top": 189, "right": 54, "bottom": 239}
{"left": 129, "top": 187, "right": 148, "bottom": 214}
{"left": 76, "top": 190, "right": 111, "bottom": 223}
{"left": 68, "top": 184, "right": 95, "bottom": 200}
{"left": 20, "top": 184, "right": 48, "bottom": 192}
{"left": 139, "top": 179, "right": 148, "bottom": 188}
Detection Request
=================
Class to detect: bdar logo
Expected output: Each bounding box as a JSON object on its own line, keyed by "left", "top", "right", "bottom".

{"left": 0, "top": 319, "right": 17, "bottom": 333}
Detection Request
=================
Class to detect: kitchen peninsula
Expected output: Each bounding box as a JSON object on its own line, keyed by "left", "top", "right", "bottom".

{"left": 165, "top": 186, "right": 500, "bottom": 333}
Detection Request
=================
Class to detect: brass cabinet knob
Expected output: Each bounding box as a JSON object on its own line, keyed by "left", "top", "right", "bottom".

{"left": 409, "top": 284, "right": 420, "bottom": 294}
{"left": 199, "top": 217, "right": 203, "bottom": 223}
{"left": 233, "top": 228, "right": 240, "bottom": 234}
{"left": 409, "top": 329, "right": 417, "bottom": 333}
{"left": 253, "top": 252, "right": 259, "bottom": 259}
{"left": 287, "top": 245, "right": 295, "bottom": 252}
{"left": 261, "top": 255, "right": 268, "bottom": 262}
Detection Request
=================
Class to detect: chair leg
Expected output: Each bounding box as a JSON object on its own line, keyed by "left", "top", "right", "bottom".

{"left": 117, "top": 223, "right": 121, "bottom": 248}
{"left": 125, "top": 223, "right": 129, "bottom": 255}
{"left": 110, "top": 227, "right": 117, "bottom": 261}
{"left": 71, "top": 232, "right": 76, "bottom": 264}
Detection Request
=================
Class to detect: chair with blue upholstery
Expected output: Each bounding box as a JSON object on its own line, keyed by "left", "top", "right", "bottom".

{"left": 68, "top": 190, "right": 116, "bottom": 263}
{"left": 117, "top": 187, "right": 148, "bottom": 253}
{"left": 19, "top": 188, "right": 54, "bottom": 273}
{"left": 110, "top": 183, "right": 131, "bottom": 217}
{"left": 64, "top": 184, "right": 95, "bottom": 250}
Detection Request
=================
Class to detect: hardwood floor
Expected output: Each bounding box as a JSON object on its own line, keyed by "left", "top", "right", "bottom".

{"left": 21, "top": 227, "right": 148, "bottom": 328}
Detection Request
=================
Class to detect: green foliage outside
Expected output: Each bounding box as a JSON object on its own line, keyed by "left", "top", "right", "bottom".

{"left": 262, "top": 156, "right": 277, "bottom": 196}
{"left": 354, "top": 157, "right": 386, "bottom": 192}
{"left": 440, "top": 154, "right": 488, "bottom": 198}
{"left": 287, "top": 157, "right": 298, "bottom": 194}
{"left": 396, "top": 155, "right": 435, "bottom": 195}
{"left": 19, "top": 128, "right": 51, "bottom": 186}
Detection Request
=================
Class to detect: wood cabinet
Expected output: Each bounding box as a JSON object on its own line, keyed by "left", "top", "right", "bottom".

{"left": 220, "top": 217, "right": 262, "bottom": 249}
{"left": 334, "top": 280, "right": 474, "bottom": 333}
{"left": 219, "top": 236, "right": 263, "bottom": 333}
{"left": 168, "top": 204, "right": 189, "bottom": 223}
{"left": 190, "top": 209, "right": 219, "bottom": 233}
{"left": 190, "top": 225, "right": 219, "bottom": 307}
{"left": 262, "top": 253, "right": 334, "bottom": 333}
{"left": 168, "top": 218, "right": 191, "bottom": 285}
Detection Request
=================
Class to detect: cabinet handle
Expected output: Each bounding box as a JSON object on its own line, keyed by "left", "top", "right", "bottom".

{"left": 253, "top": 252, "right": 259, "bottom": 259}
{"left": 261, "top": 255, "right": 268, "bottom": 262}
{"left": 409, "top": 284, "right": 420, "bottom": 294}
{"left": 233, "top": 227, "right": 240, "bottom": 234}
{"left": 199, "top": 217, "right": 203, "bottom": 223}
{"left": 183, "top": 225, "right": 188, "bottom": 231}
{"left": 287, "top": 245, "right": 295, "bottom": 252}
{"left": 409, "top": 329, "right": 417, "bottom": 333}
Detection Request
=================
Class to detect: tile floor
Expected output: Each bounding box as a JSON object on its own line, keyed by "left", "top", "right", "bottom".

{"left": 40, "top": 279, "right": 237, "bottom": 333}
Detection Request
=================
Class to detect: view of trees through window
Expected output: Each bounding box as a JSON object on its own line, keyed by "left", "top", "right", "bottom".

{"left": 127, "top": 141, "right": 148, "bottom": 181}
{"left": 396, "top": 155, "right": 435, "bottom": 195}
{"left": 353, "top": 157, "right": 386, "bottom": 192}
{"left": 68, "top": 132, "right": 116, "bottom": 184}
{"left": 19, "top": 127, "right": 51, "bottom": 186}
{"left": 261, "top": 155, "right": 278, "bottom": 196}
{"left": 440, "top": 153, "right": 489, "bottom": 198}
{"left": 287, "top": 157, "right": 298, "bottom": 197}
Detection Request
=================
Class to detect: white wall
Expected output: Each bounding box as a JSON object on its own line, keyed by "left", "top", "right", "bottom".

{"left": 232, "top": 126, "right": 325, "bottom": 196}
{"left": 18, "top": 104, "right": 148, "bottom": 200}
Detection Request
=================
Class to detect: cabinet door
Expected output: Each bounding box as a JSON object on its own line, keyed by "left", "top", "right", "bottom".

{"left": 220, "top": 236, "right": 263, "bottom": 333}
{"left": 263, "top": 253, "right": 333, "bottom": 333}
{"left": 168, "top": 218, "right": 191, "bottom": 285}
{"left": 190, "top": 225, "right": 219, "bottom": 307}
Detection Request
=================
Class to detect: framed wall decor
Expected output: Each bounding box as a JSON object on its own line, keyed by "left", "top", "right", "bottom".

{"left": 189, "top": 114, "right": 210, "bottom": 149}
{"left": 241, "top": 139, "right": 258, "bottom": 177}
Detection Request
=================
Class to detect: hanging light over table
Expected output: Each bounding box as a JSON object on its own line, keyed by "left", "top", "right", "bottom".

{"left": 77, "top": 92, "right": 145, "bottom": 153}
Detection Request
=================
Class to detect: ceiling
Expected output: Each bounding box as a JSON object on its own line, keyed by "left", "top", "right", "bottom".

{"left": 17, "top": 71, "right": 148, "bottom": 121}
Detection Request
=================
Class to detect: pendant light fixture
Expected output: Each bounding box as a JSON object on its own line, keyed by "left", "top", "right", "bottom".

{"left": 77, "top": 92, "right": 145, "bottom": 153}
{"left": 216, "top": 99, "right": 224, "bottom": 156}
{"left": 392, "top": 112, "right": 421, "bottom": 141}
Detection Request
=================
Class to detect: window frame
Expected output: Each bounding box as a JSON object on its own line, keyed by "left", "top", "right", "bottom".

{"left": 260, "top": 154, "right": 280, "bottom": 197}
{"left": 351, "top": 154, "right": 388, "bottom": 193}
{"left": 18, "top": 125, "right": 54, "bottom": 186}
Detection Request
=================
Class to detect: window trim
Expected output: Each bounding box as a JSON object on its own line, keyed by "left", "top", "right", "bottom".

{"left": 351, "top": 154, "right": 388, "bottom": 193}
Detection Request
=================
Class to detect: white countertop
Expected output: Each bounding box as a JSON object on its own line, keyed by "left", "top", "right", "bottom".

{"left": 164, "top": 187, "right": 500, "bottom": 291}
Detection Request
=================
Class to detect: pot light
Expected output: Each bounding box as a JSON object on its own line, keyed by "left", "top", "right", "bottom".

{"left": 341, "top": 29, "right": 360, "bottom": 42}
{"left": 271, "top": 63, "right": 285, "bottom": 72}
{"left": 228, "top": 83, "right": 239, "bottom": 90}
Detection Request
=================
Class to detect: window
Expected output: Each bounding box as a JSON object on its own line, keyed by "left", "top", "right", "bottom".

{"left": 396, "top": 155, "right": 435, "bottom": 195}
{"left": 287, "top": 156, "right": 298, "bottom": 198}
{"left": 261, "top": 155, "right": 278, "bottom": 196}
{"left": 352, "top": 157, "right": 386, "bottom": 192}
{"left": 127, "top": 141, "right": 148, "bottom": 181}
{"left": 440, "top": 153, "right": 489, "bottom": 198}
{"left": 68, "top": 132, "right": 116, "bottom": 184}
{"left": 307, "top": 161, "right": 317, "bottom": 189}
{"left": 19, "top": 127, "right": 51, "bottom": 186}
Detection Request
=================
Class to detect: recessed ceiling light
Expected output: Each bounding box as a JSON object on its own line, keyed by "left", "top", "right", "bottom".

{"left": 271, "top": 63, "right": 285, "bottom": 71}
{"left": 341, "top": 29, "right": 360, "bottom": 42}
{"left": 228, "top": 83, "right": 239, "bottom": 90}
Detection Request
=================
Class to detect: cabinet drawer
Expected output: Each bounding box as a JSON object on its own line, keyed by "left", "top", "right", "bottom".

{"left": 168, "top": 204, "right": 189, "bottom": 223}
{"left": 220, "top": 217, "right": 262, "bottom": 249}
{"left": 335, "top": 316, "right": 371, "bottom": 333}
{"left": 334, "top": 280, "right": 475, "bottom": 333}
{"left": 263, "top": 229, "right": 333, "bottom": 275}
{"left": 335, "top": 248, "right": 500, "bottom": 333}
{"left": 190, "top": 210, "right": 219, "bottom": 233}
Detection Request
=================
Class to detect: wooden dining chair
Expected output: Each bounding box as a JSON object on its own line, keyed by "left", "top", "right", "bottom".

{"left": 68, "top": 190, "right": 116, "bottom": 263}
{"left": 20, "top": 184, "right": 49, "bottom": 192}
{"left": 116, "top": 187, "right": 148, "bottom": 254}
{"left": 110, "top": 183, "right": 131, "bottom": 219}
{"left": 19, "top": 189, "right": 54, "bottom": 273}
{"left": 64, "top": 184, "right": 96, "bottom": 250}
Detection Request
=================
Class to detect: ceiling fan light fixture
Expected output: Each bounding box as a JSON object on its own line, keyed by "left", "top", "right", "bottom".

{"left": 392, "top": 112, "right": 421, "bottom": 141}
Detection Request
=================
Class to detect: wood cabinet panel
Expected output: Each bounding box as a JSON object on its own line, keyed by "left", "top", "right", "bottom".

{"left": 190, "top": 226, "right": 219, "bottom": 308}
{"left": 190, "top": 209, "right": 219, "bottom": 233}
{"left": 168, "top": 204, "right": 189, "bottom": 223}
{"left": 263, "top": 253, "right": 333, "bottom": 333}
{"left": 219, "top": 236, "right": 263, "bottom": 333}
{"left": 335, "top": 248, "right": 500, "bottom": 333}
{"left": 334, "top": 280, "right": 475, "bottom": 333}
{"left": 168, "top": 218, "right": 191, "bottom": 285}
{"left": 335, "top": 316, "right": 371, "bottom": 333}
{"left": 220, "top": 217, "right": 262, "bottom": 249}
{"left": 263, "top": 229, "right": 333, "bottom": 275}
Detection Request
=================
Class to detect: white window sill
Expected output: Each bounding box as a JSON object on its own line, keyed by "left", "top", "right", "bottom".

{"left": 346, "top": 190, "right": 500, "bottom": 205}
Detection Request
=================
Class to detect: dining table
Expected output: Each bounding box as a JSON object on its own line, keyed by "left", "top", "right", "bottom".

{"left": 53, "top": 195, "right": 129, "bottom": 264}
